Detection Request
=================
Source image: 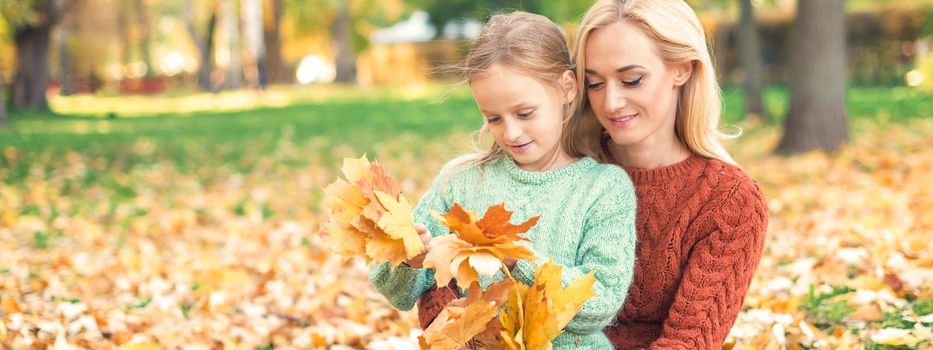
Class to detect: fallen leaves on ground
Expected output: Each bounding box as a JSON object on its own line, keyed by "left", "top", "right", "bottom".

{"left": 1, "top": 119, "right": 931, "bottom": 349}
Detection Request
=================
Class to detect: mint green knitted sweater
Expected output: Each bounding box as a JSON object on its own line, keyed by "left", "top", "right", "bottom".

{"left": 369, "top": 156, "right": 637, "bottom": 349}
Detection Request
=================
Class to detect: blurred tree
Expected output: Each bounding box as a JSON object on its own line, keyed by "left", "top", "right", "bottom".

{"left": 284, "top": 0, "right": 407, "bottom": 84}
{"left": 133, "top": 0, "right": 154, "bottom": 78}
{"left": 332, "top": 0, "right": 352, "bottom": 82}
{"left": 182, "top": 1, "right": 219, "bottom": 91}
{"left": 57, "top": 13, "right": 73, "bottom": 95}
{"left": 241, "top": 0, "right": 265, "bottom": 88}
{"left": 407, "top": 0, "right": 593, "bottom": 35}
{"left": 219, "top": 0, "right": 243, "bottom": 89}
{"left": 738, "top": 0, "right": 765, "bottom": 121}
{"left": 262, "top": 0, "right": 288, "bottom": 83}
{"left": 1, "top": 0, "right": 78, "bottom": 110}
{"left": 0, "top": 72, "right": 5, "bottom": 125}
{"left": 777, "top": 0, "right": 849, "bottom": 154}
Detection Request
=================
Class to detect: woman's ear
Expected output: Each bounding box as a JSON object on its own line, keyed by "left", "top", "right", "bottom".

{"left": 672, "top": 61, "right": 694, "bottom": 87}
{"left": 560, "top": 70, "right": 578, "bottom": 104}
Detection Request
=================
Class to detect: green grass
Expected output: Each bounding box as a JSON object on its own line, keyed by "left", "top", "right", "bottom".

{"left": 1, "top": 84, "right": 930, "bottom": 186}
{"left": 0, "top": 85, "right": 481, "bottom": 184}
{"left": 719, "top": 85, "right": 933, "bottom": 125}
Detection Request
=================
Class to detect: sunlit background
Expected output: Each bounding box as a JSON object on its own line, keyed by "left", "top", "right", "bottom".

{"left": 0, "top": 0, "right": 932, "bottom": 349}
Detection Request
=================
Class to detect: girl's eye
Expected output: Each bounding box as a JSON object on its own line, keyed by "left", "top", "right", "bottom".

{"left": 517, "top": 110, "right": 535, "bottom": 119}
{"left": 586, "top": 81, "right": 605, "bottom": 91}
{"left": 623, "top": 76, "right": 644, "bottom": 87}
{"left": 486, "top": 116, "right": 501, "bottom": 124}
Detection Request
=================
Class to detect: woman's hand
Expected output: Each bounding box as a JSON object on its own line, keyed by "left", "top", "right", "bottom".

{"left": 405, "top": 223, "right": 433, "bottom": 268}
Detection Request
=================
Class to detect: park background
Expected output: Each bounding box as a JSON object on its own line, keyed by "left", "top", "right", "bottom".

{"left": 0, "top": 0, "right": 932, "bottom": 349}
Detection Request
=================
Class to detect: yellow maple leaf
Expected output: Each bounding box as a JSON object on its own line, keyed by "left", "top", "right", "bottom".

{"left": 374, "top": 190, "right": 424, "bottom": 259}
{"left": 498, "top": 260, "right": 597, "bottom": 350}
{"left": 320, "top": 156, "right": 424, "bottom": 265}
{"left": 424, "top": 204, "right": 538, "bottom": 288}
{"left": 341, "top": 155, "right": 374, "bottom": 182}
{"left": 419, "top": 281, "right": 509, "bottom": 350}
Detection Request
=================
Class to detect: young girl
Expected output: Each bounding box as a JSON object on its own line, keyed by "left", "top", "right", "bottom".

{"left": 368, "top": 11, "right": 637, "bottom": 349}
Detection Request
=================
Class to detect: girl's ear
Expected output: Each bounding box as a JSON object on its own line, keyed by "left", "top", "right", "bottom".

{"left": 672, "top": 60, "right": 694, "bottom": 87}
{"left": 560, "top": 70, "right": 577, "bottom": 104}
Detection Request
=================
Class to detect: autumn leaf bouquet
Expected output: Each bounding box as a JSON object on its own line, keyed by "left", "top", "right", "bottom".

{"left": 321, "top": 157, "right": 597, "bottom": 350}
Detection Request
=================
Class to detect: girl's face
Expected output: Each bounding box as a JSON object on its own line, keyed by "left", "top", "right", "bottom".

{"left": 470, "top": 64, "right": 577, "bottom": 172}
{"left": 583, "top": 20, "right": 692, "bottom": 152}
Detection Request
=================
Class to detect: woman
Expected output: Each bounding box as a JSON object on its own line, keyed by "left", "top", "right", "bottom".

{"left": 570, "top": 0, "right": 768, "bottom": 348}
{"left": 418, "top": 1, "right": 768, "bottom": 348}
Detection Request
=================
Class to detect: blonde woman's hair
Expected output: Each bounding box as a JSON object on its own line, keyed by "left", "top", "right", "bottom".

{"left": 450, "top": 11, "right": 582, "bottom": 171}
{"left": 571, "top": 0, "right": 737, "bottom": 165}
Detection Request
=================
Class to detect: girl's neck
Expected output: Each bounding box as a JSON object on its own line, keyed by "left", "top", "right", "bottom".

{"left": 517, "top": 149, "right": 578, "bottom": 172}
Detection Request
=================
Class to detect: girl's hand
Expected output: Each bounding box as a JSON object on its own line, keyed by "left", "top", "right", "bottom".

{"left": 405, "top": 224, "right": 433, "bottom": 268}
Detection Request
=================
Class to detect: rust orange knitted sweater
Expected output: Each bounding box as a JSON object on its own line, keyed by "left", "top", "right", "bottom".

{"left": 416, "top": 154, "right": 769, "bottom": 349}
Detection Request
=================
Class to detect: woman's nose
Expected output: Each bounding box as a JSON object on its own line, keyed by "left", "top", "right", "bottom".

{"left": 604, "top": 82, "right": 627, "bottom": 113}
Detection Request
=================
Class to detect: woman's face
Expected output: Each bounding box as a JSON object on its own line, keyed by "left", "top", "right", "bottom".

{"left": 471, "top": 64, "right": 576, "bottom": 171}
{"left": 583, "top": 20, "right": 692, "bottom": 151}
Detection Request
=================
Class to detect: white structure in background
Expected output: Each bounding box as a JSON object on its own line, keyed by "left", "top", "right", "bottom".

{"left": 296, "top": 55, "right": 337, "bottom": 84}
{"left": 298, "top": 11, "right": 482, "bottom": 84}
{"left": 370, "top": 11, "right": 437, "bottom": 44}
{"left": 442, "top": 19, "right": 483, "bottom": 40}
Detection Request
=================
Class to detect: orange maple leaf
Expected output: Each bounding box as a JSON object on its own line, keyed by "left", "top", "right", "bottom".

{"left": 424, "top": 204, "right": 537, "bottom": 288}
{"left": 419, "top": 281, "right": 510, "bottom": 350}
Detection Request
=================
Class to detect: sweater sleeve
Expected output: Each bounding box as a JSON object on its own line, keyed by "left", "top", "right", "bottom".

{"left": 647, "top": 180, "right": 768, "bottom": 350}
{"left": 368, "top": 161, "right": 457, "bottom": 311}
{"left": 511, "top": 175, "right": 638, "bottom": 334}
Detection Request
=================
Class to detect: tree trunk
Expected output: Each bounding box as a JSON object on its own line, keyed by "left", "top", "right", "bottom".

{"left": 220, "top": 0, "right": 242, "bottom": 89}
{"left": 777, "top": 0, "right": 849, "bottom": 154}
{"left": 12, "top": 25, "right": 53, "bottom": 110}
{"left": 186, "top": 2, "right": 219, "bottom": 91}
{"left": 263, "top": 0, "right": 288, "bottom": 84}
{"left": 119, "top": 0, "right": 131, "bottom": 66}
{"left": 58, "top": 20, "right": 75, "bottom": 96}
{"left": 242, "top": 0, "right": 264, "bottom": 89}
{"left": 738, "top": 0, "right": 765, "bottom": 121}
{"left": 0, "top": 73, "right": 7, "bottom": 126}
{"left": 134, "top": 0, "right": 154, "bottom": 77}
{"left": 332, "top": 0, "right": 354, "bottom": 83}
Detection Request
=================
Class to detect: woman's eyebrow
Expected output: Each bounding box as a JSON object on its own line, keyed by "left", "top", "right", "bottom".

{"left": 585, "top": 65, "right": 643, "bottom": 75}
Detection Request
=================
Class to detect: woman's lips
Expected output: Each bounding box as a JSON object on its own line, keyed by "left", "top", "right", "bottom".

{"left": 608, "top": 113, "right": 637, "bottom": 128}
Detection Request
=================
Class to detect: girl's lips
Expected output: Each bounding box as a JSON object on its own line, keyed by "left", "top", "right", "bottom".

{"left": 509, "top": 141, "right": 533, "bottom": 154}
{"left": 608, "top": 113, "right": 637, "bottom": 128}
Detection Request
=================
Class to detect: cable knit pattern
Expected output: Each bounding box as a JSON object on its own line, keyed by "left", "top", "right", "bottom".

{"left": 600, "top": 154, "right": 769, "bottom": 350}
{"left": 418, "top": 154, "right": 768, "bottom": 349}
{"left": 370, "top": 156, "right": 638, "bottom": 349}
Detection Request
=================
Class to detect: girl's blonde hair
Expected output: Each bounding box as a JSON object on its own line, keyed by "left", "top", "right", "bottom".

{"left": 570, "top": 0, "right": 737, "bottom": 164}
{"left": 452, "top": 11, "right": 582, "bottom": 170}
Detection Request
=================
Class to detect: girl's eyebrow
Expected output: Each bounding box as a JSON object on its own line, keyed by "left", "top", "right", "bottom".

{"left": 585, "top": 65, "right": 644, "bottom": 75}
{"left": 480, "top": 101, "right": 533, "bottom": 115}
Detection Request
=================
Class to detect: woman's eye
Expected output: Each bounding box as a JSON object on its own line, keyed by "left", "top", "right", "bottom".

{"left": 586, "top": 81, "right": 605, "bottom": 91}
{"left": 517, "top": 110, "right": 535, "bottom": 118}
{"left": 623, "top": 76, "right": 644, "bottom": 87}
{"left": 486, "top": 116, "right": 501, "bottom": 123}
